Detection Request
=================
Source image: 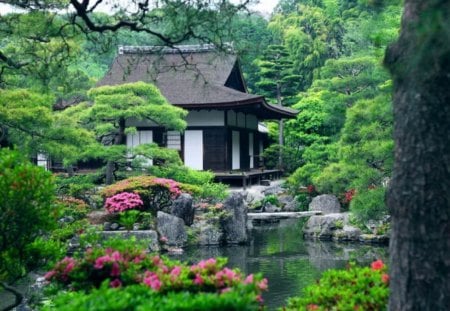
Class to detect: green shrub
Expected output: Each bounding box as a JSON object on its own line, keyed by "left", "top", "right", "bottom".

{"left": 149, "top": 164, "right": 214, "bottom": 186}
{"left": 55, "top": 174, "right": 99, "bottom": 199}
{"left": 119, "top": 210, "right": 141, "bottom": 230}
{"left": 43, "top": 284, "right": 263, "bottom": 311}
{"left": 350, "top": 187, "right": 387, "bottom": 223}
{"left": 0, "top": 149, "right": 57, "bottom": 281}
{"left": 283, "top": 260, "right": 389, "bottom": 311}
{"left": 262, "top": 194, "right": 279, "bottom": 207}
{"left": 43, "top": 244, "right": 268, "bottom": 309}
{"left": 198, "top": 182, "right": 229, "bottom": 202}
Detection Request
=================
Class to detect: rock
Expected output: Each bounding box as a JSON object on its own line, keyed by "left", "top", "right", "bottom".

{"left": 309, "top": 194, "right": 341, "bottom": 214}
{"left": 103, "top": 222, "right": 112, "bottom": 231}
{"left": 110, "top": 223, "right": 120, "bottom": 231}
{"left": 283, "top": 199, "right": 298, "bottom": 212}
{"left": 359, "top": 234, "right": 389, "bottom": 244}
{"left": 332, "top": 225, "right": 362, "bottom": 241}
{"left": 263, "top": 184, "right": 283, "bottom": 196}
{"left": 170, "top": 193, "right": 195, "bottom": 226}
{"left": 260, "top": 179, "right": 271, "bottom": 186}
{"left": 191, "top": 219, "right": 224, "bottom": 246}
{"left": 263, "top": 203, "right": 281, "bottom": 213}
{"left": 278, "top": 194, "right": 294, "bottom": 206}
{"left": 133, "top": 223, "right": 140, "bottom": 231}
{"left": 221, "top": 192, "right": 248, "bottom": 244}
{"left": 88, "top": 210, "right": 116, "bottom": 225}
{"left": 243, "top": 189, "right": 265, "bottom": 205}
{"left": 303, "top": 213, "right": 348, "bottom": 240}
{"left": 157, "top": 212, "right": 187, "bottom": 247}
{"left": 100, "top": 230, "right": 160, "bottom": 252}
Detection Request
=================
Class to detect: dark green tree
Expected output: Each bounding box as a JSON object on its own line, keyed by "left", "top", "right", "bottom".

{"left": 66, "top": 82, "right": 187, "bottom": 184}
{"left": 254, "top": 44, "right": 301, "bottom": 169}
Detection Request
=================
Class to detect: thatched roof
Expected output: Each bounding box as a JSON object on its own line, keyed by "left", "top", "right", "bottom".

{"left": 97, "top": 45, "right": 298, "bottom": 120}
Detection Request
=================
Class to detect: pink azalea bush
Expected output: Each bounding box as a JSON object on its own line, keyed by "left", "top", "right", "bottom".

{"left": 44, "top": 246, "right": 268, "bottom": 305}
{"left": 104, "top": 192, "right": 143, "bottom": 214}
{"left": 100, "top": 176, "right": 198, "bottom": 213}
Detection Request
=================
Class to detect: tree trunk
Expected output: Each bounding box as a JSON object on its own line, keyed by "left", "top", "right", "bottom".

{"left": 384, "top": 1, "right": 450, "bottom": 309}
{"left": 277, "top": 82, "right": 284, "bottom": 170}
{"left": 105, "top": 118, "right": 126, "bottom": 185}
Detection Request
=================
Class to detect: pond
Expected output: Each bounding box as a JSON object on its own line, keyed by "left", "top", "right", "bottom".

{"left": 172, "top": 219, "right": 388, "bottom": 310}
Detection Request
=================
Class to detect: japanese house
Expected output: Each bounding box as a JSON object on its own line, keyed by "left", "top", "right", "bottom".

{"left": 97, "top": 45, "right": 298, "bottom": 181}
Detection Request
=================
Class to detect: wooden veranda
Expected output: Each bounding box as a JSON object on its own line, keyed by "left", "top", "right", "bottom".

{"left": 214, "top": 169, "right": 283, "bottom": 189}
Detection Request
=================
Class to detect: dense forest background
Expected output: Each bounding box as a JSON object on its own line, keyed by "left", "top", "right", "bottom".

{"left": 0, "top": 0, "right": 402, "bottom": 224}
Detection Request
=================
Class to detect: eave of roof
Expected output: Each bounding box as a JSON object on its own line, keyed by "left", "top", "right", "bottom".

{"left": 97, "top": 45, "right": 299, "bottom": 120}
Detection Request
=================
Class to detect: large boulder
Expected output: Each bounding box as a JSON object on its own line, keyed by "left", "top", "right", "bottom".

{"left": 309, "top": 194, "right": 341, "bottom": 214}
{"left": 170, "top": 193, "right": 195, "bottom": 226}
{"left": 191, "top": 219, "right": 224, "bottom": 246}
{"left": 221, "top": 192, "right": 248, "bottom": 244}
{"left": 157, "top": 212, "right": 187, "bottom": 247}
{"left": 303, "top": 213, "right": 348, "bottom": 240}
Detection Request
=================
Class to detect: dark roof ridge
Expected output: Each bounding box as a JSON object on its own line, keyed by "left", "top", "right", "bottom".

{"left": 118, "top": 43, "right": 234, "bottom": 55}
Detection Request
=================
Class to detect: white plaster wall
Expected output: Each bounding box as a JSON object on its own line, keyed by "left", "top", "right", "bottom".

{"left": 246, "top": 114, "right": 258, "bottom": 130}
{"left": 186, "top": 110, "right": 224, "bottom": 126}
{"left": 126, "top": 130, "right": 153, "bottom": 166}
{"left": 237, "top": 112, "right": 246, "bottom": 128}
{"left": 227, "top": 110, "right": 236, "bottom": 126}
{"left": 37, "top": 153, "right": 49, "bottom": 170}
{"left": 249, "top": 133, "right": 254, "bottom": 169}
{"left": 232, "top": 131, "right": 240, "bottom": 170}
{"left": 184, "top": 130, "right": 203, "bottom": 170}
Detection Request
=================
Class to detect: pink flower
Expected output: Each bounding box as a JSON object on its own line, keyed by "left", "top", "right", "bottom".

{"left": 170, "top": 266, "right": 181, "bottom": 277}
{"left": 111, "top": 251, "right": 122, "bottom": 261}
{"left": 307, "top": 304, "right": 319, "bottom": 310}
{"left": 44, "top": 270, "right": 56, "bottom": 280}
{"left": 220, "top": 287, "right": 231, "bottom": 294}
{"left": 371, "top": 259, "right": 384, "bottom": 271}
{"left": 194, "top": 273, "right": 204, "bottom": 285}
{"left": 63, "top": 261, "right": 75, "bottom": 275}
{"left": 104, "top": 192, "right": 143, "bottom": 213}
{"left": 159, "top": 236, "right": 168, "bottom": 243}
{"left": 257, "top": 278, "right": 268, "bottom": 291}
{"left": 143, "top": 271, "right": 162, "bottom": 291}
{"left": 110, "top": 278, "right": 122, "bottom": 288}
{"left": 256, "top": 295, "right": 264, "bottom": 304}
{"left": 94, "top": 255, "right": 111, "bottom": 269}
{"left": 111, "top": 262, "right": 121, "bottom": 277}
{"left": 244, "top": 274, "right": 254, "bottom": 284}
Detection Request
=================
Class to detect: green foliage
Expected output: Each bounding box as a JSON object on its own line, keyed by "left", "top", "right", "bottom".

{"left": 119, "top": 210, "right": 141, "bottom": 230}
{"left": 44, "top": 284, "right": 262, "bottom": 311}
{"left": 284, "top": 261, "right": 389, "bottom": 310}
{"left": 262, "top": 194, "right": 280, "bottom": 207}
{"left": 0, "top": 89, "right": 96, "bottom": 163}
{"left": 262, "top": 144, "right": 303, "bottom": 174}
{"left": 197, "top": 182, "right": 229, "bottom": 202}
{"left": 0, "top": 149, "right": 57, "bottom": 281}
{"left": 350, "top": 187, "right": 387, "bottom": 222}
{"left": 55, "top": 174, "right": 100, "bottom": 200}
{"left": 148, "top": 161, "right": 214, "bottom": 186}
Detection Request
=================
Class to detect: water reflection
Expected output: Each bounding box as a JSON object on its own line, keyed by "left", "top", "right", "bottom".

{"left": 173, "top": 219, "right": 388, "bottom": 310}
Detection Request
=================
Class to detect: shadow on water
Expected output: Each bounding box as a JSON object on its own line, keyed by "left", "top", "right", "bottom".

{"left": 173, "top": 219, "right": 388, "bottom": 310}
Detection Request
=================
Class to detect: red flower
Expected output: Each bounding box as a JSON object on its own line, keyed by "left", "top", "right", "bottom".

{"left": 371, "top": 259, "right": 384, "bottom": 271}
{"left": 382, "top": 273, "right": 390, "bottom": 284}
